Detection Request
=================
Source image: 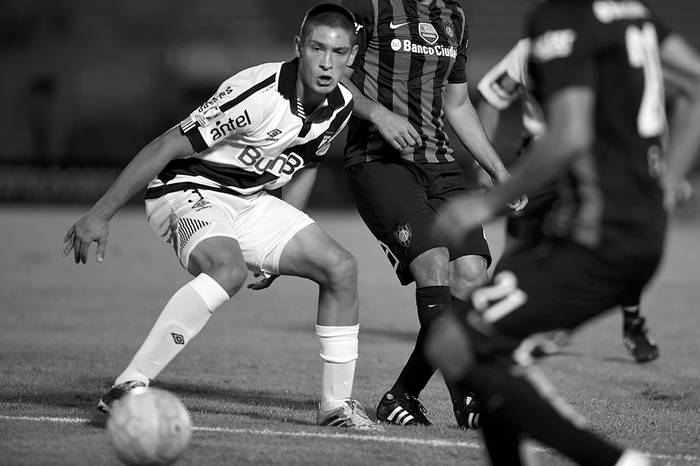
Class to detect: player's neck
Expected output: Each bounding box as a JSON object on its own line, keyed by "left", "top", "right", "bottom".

{"left": 296, "top": 78, "right": 325, "bottom": 115}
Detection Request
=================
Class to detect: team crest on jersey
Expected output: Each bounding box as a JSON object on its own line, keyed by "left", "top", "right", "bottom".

{"left": 418, "top": 23, "right": 439, "bottom": 45}
{"left": 442, "top": 20, "right": 458, "bottom": 46}
{"left": 394, "top": 223, "right": 412, "bottom": 248}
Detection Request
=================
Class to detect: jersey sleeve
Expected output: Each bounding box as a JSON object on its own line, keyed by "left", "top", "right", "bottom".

{"left": 448, "top": 8, "right": 469, "bottom": 84}
{"left": 341, "top": 0, "right": 374, "bottom": 58}
{"left": 477, "top": 39, "right": 531, "bottom": 110}
{"left": 179, "top": 68, "right": 263, "bottom": 153}
{"left": 527, "top": 5, "right": 597, "bottom": 102}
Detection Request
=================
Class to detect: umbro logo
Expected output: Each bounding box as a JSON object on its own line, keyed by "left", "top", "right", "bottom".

{"left": 390, "top": 21, "right": 410, "bottom": 30}
{"left": 266, "top": 128, "right": 282, "bottom": 141}
{"left": 171, "top": 333, "right": 185, "bottom": 345}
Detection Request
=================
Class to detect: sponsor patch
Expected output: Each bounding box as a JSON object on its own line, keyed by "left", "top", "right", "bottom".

{"left": 394, "top": 223, "right": 412, "bottom": 248}
{"left": 195, "top": 106, "right": 224, "bottom": 126}
{"left": 418, "top": 23, "right": 439, "bottom": 45}
{"left": 209, "top": 109, "right": 252, "bottom": 141}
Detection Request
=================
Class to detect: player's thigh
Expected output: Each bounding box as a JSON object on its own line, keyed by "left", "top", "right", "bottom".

{"left": 426, "top": 162, "right": 492, "bottom": 267}
{"left": 277, "top": 222, "right": 356, "bottom": 285}
{"left": 345, "top": 161, "right": 449, "bottom": 285}
{"left": 490, "top": 242, "right": 625, "bottom": 339}
{"left": 145, "top": 189, "right": 242, "bottom": 271}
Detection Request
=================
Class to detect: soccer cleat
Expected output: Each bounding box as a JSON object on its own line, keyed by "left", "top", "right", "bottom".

{"left": 375, "top": 392, "right": 432, "bottom": 426}
{"left": 623, "top": 316, "right": 659, "bottom": 363}
{"left": 316, "top": 400, "right": 379, "bottom": 430}
{"left": 98, "top": 380, "right": 147, "bottom": 413}
{"left": 454, "top": 394, "right": 481, "bottom": 429}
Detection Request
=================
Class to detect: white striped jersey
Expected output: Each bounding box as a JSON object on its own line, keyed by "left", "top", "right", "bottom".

{"left": 146, "top": 58, "right": 354, "bottom": 199}
{"left": 477, "top": 38, "right": 546, "bottom": 139}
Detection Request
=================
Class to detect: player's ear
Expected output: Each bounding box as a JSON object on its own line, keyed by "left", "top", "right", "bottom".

{"left": 347, "top": 44, "right": 359, "bottom": 67}
{"left": 294, "top": 36, "right": 302, "bottom": 58}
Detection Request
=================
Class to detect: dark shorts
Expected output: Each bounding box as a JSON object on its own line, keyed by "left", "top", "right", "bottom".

{"left": 486, "top": 239, "right": 663, "bottom": 345}
{"left": 346, "top": 160, "right": 491, "bottom": 285}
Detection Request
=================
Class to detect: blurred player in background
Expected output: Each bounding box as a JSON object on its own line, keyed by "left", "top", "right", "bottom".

{"left": 475, "top": 36, "right": 665, "bottom": 363}
{"left": 340, "top": 0, "right": 523, "bottom": 428}
{"left": 62, "top": 4, "right": 378, "bottom": 429}
{"left": 429, "top": 0, "right": 700, "bottom": 464}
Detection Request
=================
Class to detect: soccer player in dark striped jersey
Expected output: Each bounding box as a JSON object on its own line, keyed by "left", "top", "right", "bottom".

{"left": 340, "top": 0, "right": 524, "bottom": 428}
{"left": 62, "top": 4, "right": 379, "bottom": 430}
{"left": 429, "top": 1, "right": 700, "bottom": 464}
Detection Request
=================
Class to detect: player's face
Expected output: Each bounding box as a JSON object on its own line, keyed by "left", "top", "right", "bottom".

{"left": 296, "top": 25, "right": 357, "bottom": 98}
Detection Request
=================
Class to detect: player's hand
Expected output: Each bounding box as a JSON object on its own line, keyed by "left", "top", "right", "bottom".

{"left": 62, "top": 213, "right": 110, "bottom": 264}
{"left": 247, "top": 272, "right": 279, "bottom": 291}
{"left": 662, "top": 177, "right": 693, "bottom": 211}
{"left": 371, "top": 106, "right": 422, "bottom": 151}
{"left": 434, "top": 193, "right": 492, "bottom": 245}
{"left": 508, "top": 194, "right": 528, "bottom": 212}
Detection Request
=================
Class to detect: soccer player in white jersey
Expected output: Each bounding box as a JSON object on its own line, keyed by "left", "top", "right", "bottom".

{"left": 62, "top": 4, "right": 377, "bottom": 429}
{"left": 475, "top": 37, "right": 665, "bottom": 363}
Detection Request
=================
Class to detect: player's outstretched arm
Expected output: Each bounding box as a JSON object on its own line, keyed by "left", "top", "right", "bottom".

{"left": 62, "top": 126, "right": 194, "bottom": 264}
{"left": 340, "top": 74, "right": 421, "bottom": 151}
{"left": 660, "top": 34, "right": 700, "bottom": 208}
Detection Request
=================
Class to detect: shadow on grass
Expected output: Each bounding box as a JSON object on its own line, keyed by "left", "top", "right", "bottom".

{"left": 0, "top": 377, "right": 318, "bottom": 428}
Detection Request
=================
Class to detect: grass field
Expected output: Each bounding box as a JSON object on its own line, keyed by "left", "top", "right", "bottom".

{"left": 1, "top": 206, "right": 699, "bottom": 465}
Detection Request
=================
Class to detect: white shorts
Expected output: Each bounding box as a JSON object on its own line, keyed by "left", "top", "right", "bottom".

{"left": 144, "top": 188, "right": 314, "bottom": 274}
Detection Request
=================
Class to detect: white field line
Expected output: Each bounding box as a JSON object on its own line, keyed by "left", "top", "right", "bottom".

{"left": 1, "top": 414, "right": 698, "bottom": 463}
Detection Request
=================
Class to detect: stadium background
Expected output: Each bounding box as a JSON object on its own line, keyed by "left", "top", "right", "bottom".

{"left": 1, "top": 0, "right": 699, "bottom": 206}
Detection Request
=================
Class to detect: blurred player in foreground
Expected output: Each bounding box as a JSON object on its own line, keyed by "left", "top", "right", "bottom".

{"left": 428, "top": 0, "right": 700, "bottom": 464}
{"left": 62, "top": 4, "right": 378, "bottom": 429}
{"left": 340, "top": 0, "right": 523, "bottom": 429}
{"left": 475, "top": 35, "right": 671, "bottom": 362}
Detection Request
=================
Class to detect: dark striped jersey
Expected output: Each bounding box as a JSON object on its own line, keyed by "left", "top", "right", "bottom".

{"left": 342, "top": 0, "right": 469, "bottom": 167}
{"left": 146, "top": 58, "right": 353, "bottom": 199}
{"left": 528, "top": 0, "right": 671, "bottom": 250}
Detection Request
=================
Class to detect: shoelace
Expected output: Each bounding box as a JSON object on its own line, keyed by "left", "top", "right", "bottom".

{"left": 403, "top": 395, "right": 429, "bottom": 422}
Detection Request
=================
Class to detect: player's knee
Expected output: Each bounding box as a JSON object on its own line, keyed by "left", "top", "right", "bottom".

{"left": 451, "top": 258, "right": 489, "bottom": 299}
{"left": 319, "top": 248, "right": 357, "bottom": 288}
{"left": 191, "top": 250, "right": 247, "bottom": 296}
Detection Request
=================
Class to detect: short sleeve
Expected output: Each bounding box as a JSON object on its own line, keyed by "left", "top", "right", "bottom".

{"left": 179, "top": 69, "right": 263, "bottom": 153}
{"left": 448, "top": 9, "right": 469, "bottom": 84}
{"left": 528, "top": 5, "right": 597, "bottom": 102}
{"left": 341, "top": 0, "right": 374, "bottom": 57}
{"left": 477, "top": 38, "right": 531, "bottom": 110}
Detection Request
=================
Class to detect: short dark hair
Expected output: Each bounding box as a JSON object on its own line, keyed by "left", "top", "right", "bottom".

{"left": 299, "top": 3, "right": 357, "bottom": 45}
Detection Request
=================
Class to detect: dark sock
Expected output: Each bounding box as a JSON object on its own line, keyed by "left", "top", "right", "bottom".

{"left": 460, "top": 363, "right": 623, "bottom": 465}
{"left": 390, "top": 286, "right": 451, "bottom": 398}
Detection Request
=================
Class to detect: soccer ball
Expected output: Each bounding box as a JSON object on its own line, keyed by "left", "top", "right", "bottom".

{"left": 106, "top": 387, "right": 192, "bottom": 466}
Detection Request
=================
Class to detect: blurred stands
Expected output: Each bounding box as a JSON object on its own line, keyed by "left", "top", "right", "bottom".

{"left": 0, "top": 0, "right": 698, "bottom": 204}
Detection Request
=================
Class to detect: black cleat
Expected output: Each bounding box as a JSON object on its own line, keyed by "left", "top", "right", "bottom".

{"left": 97, "top": 380, "right": 147, "bottom": 413}
{"left": 454, "top": 394, "right": 481, "bottom": 429}
{"left": 375, "top": 392, "right": 432, "bottom": 426}
{"left": 623, "top": 316, "right": 659, "bottom": 363}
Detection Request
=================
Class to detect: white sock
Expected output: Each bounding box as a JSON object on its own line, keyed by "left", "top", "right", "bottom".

{"left": 115, "top": 273, "right": 229, "bottom": 385}
{"left": 316, "top": 324, "right": 359, "bottom": 412}
{"left": 615, "top": 450, "right": 650, "bottom": 466}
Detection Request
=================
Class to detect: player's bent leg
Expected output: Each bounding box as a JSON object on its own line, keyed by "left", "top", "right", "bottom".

{"left": 276, "top": 224, "right": 377, "bottom": 428}
{"left": 99, "top": 237, "right": 241, "bottom": 413}
{"left": 277, "top": 222, "right": 359, "bottom": 326}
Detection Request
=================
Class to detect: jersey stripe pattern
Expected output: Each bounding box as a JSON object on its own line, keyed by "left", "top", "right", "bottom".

{"left": 146, "top": 59, "right": 354, "bottom": 199}
{"left": 343, "top": 0, "right": 468, "bottom": 167}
